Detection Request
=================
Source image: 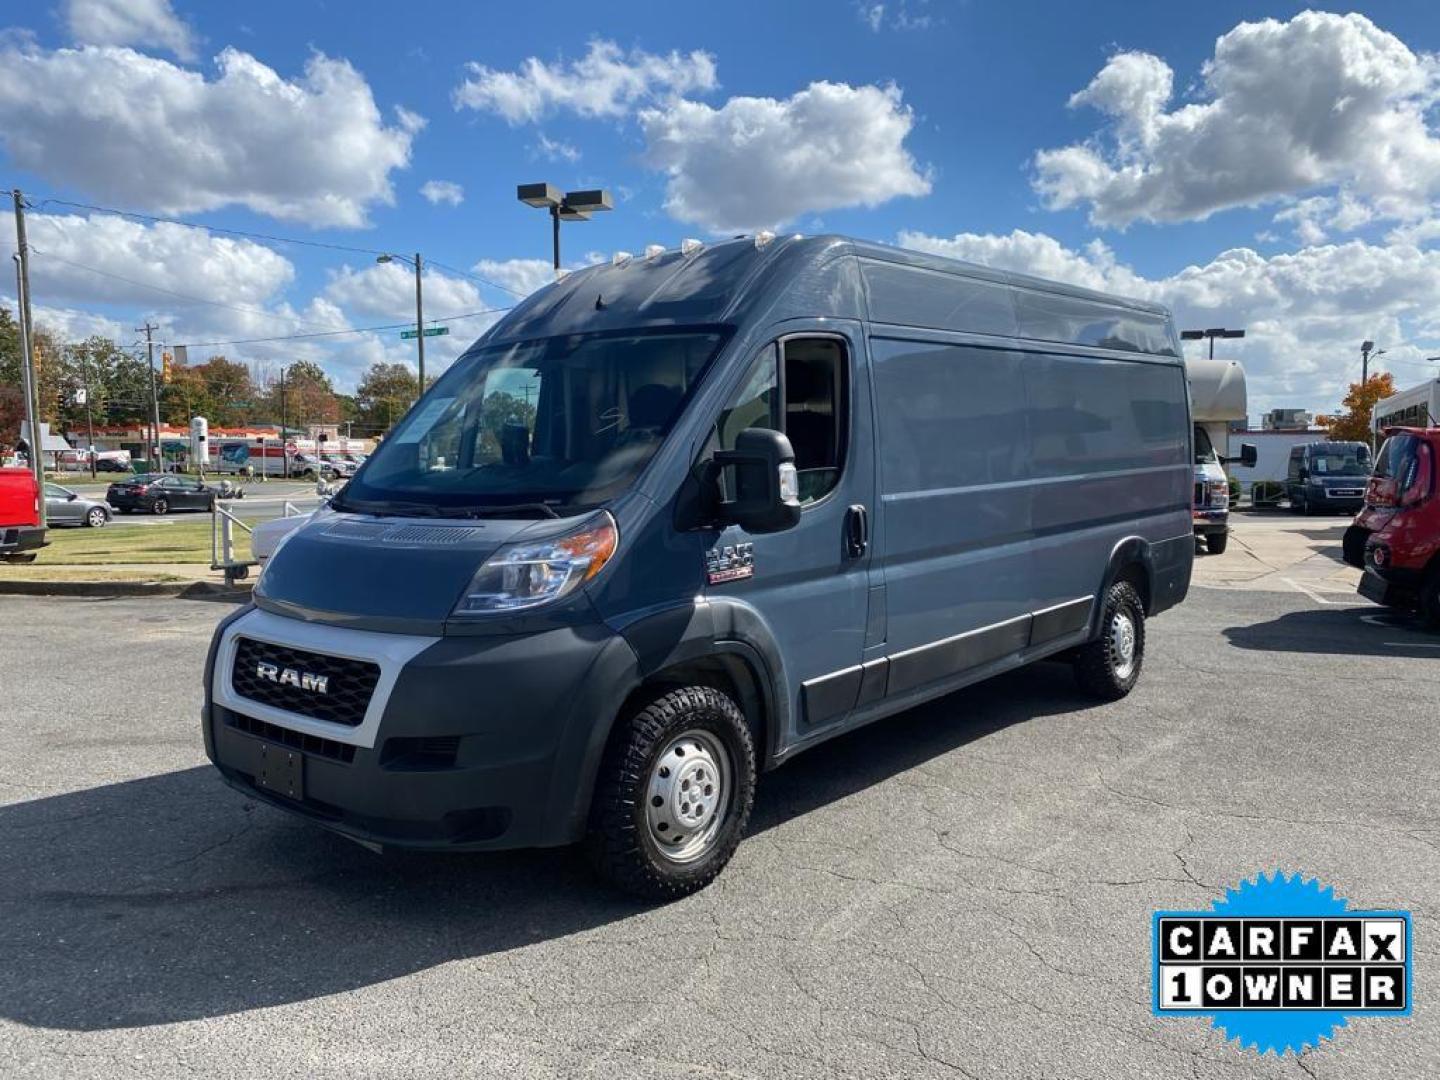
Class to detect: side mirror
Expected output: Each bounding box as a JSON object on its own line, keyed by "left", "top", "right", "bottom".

{"left": 709, "top": 428, "right": 802, "bottom": 534}
{"left": 1239, "top": 442, "right": 1257, "bottom": 469}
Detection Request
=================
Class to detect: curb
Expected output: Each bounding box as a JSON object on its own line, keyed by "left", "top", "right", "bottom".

{"left": 0, "top": 578, "right": 252, "bottom": 600}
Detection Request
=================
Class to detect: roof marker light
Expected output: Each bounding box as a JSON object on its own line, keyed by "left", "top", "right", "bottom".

{"left": 644, "top": 244, "right": 666, "bottom": 260}
{"left": 754, "top": 230, "right": 776, "bottom": 250}
{"left": 612, "top": 251, "right": 633, "bottom": 267}
{"left": 681, "top": 238, "right": 704, "bottom": 257}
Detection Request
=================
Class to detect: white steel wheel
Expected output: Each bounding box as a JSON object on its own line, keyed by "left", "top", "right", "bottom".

{"left": 85, "top": 507, "right": 107, "bottom": 528}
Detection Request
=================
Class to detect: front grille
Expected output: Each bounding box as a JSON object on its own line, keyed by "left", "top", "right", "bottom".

{"left": 231, "top": 637, "right": 380, "bottom": 727}
{"left": 225, "top": 710, "right": 357, "bottom": 763}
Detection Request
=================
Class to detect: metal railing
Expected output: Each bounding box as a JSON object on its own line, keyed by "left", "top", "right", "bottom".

{"left": 210, "top": 503, "right": 258, "bottom": 585}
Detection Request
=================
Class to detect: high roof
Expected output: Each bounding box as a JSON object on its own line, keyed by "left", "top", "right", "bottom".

{"left": 477, "top": 234, "right": 1174, "bottom": 353}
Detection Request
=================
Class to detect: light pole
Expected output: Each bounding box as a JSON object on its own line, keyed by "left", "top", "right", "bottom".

{"left": 1180, "top": 327, "right": 1246, "bottom": 359}
{"left": 12, "top": 254, "right": 44, "bottom": 515}
{"left": 377, "top": 252, "right": 426, "bottom": 391}
{"left": 1360, "top": 341, "right": 1387, "bottom": 385}
{"left": 516, "top": 184, "right": 613, "bottom": 277}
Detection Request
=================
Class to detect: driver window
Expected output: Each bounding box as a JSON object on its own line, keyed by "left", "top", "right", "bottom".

{"left": 707, "top": 337, "right": 847, "bottom": 505}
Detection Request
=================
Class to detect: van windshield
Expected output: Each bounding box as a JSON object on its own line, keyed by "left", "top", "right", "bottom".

{"left": 338, "top": 328, "right": 726, "bottom": 514}
{"left": 1308, "top": 446, "right": 1370, "bottom": 476}
{"left": 1193, "top": 426, "right": 1218, "bottom": 466}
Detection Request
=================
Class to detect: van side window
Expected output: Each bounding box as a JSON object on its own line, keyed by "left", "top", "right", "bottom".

{"left": 707, "top": 337, "right": 848, "bottom": 505}
{"left": 783, "top": 338, "right": 846, "bottom": 502}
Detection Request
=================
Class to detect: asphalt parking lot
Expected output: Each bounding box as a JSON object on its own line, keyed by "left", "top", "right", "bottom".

{"left": 1, "top": 516, "right": 1436, "bottom": 1079}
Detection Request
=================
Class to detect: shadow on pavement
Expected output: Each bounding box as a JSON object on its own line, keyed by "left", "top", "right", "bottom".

{"left": 0, "top": 663, "right": 1088, "bottom": 1032}
{"left": 1224, "top": 605, "right": 1439, "bottom": 658}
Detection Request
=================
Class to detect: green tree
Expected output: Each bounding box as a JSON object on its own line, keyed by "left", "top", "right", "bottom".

{"left": 354, "top": 361, "right": 419, "bottom": 435}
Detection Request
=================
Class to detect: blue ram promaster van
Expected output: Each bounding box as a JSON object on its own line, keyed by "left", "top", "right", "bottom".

{"left": 203, "top": 235, "right": 1194, "bottom": 898}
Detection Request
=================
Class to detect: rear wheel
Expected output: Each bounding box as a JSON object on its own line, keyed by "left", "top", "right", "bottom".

{"left": 586, "top": 685, "right": 756, "bottom": 901}
{"left": 151, "top": 498, "right": 168, "bottom": 516}
{"left": 1205, "top": 530, "right": 1229, "bottom": 555}
{"left": 1073, "top": 581, "right": 1146, "bottom": 700}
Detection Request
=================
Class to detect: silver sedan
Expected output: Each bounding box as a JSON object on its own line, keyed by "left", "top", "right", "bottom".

{"left": 44, "top": 483, "right": 113, "bottom": 528}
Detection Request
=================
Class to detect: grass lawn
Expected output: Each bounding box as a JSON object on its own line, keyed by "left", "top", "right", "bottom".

{"left": 18, "top": 518, "right": 252, "bottom": 565}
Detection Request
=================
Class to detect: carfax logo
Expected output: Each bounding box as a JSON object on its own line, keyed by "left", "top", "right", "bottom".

{"left": 1153, "top": 872, "right": 1412, "bottom": 1055}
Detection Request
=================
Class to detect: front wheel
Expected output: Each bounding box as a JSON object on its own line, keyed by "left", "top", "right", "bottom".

{"left": 1072, "top": 581, "right": 1146, "bottom": 700}
{"left": 1205, "top": 530, "right": 1229, "bottom": 555}
{"left": 85, "top": 507, "right": 108, "bottom": 528}
{"left": 586, "top": 686, "right": 756, "bottom": 901}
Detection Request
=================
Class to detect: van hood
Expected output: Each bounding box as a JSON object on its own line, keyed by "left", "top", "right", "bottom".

{"left": 253, "top": 510, "right": 564, "bottom": 633}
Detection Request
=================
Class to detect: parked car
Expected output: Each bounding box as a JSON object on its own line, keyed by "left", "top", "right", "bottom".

{"left": 203, "top": 233, "right": 1195, "bottom": 899}
{"left": 319, "top": 453, "right": 356, "bottom": 479}
{"left": 44, "top": 483, "right": 111, "bottom": 527}
{"left": 1344, "top": 427, "right": 1439, "bottom": 626}
{"left": 0, "top": 467, "right": 46, "bottom": 562}
{"left": 1286, "top": 441, "right": 1371, "bottom": 514}
{"left": 107, "top": 473, "right": 218, "bottom": 515}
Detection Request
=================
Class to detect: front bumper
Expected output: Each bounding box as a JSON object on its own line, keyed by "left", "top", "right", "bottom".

{"left": 1192, "top": 509, "right": 1228, "bottom": 536}
{"left": 204, "top": 606, "right": 638, "bottom": 852}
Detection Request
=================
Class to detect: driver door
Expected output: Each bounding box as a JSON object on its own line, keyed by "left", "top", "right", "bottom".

{"left": 699, "top": 325, "right": 877, "bottom": 745}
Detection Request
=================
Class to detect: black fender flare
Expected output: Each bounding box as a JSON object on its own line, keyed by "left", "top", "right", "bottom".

{"left": 1091, "top": 535, "right": 1157, "bottom": 635}
{"left": 547, "top": 597, "right": 790, "bottom": 845}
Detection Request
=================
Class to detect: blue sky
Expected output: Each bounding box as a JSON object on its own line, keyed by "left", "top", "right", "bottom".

{"left": 3, "top": 1, "right": 1440, "bottom": 416}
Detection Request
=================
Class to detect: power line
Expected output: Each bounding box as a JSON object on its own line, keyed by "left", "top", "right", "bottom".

{"left": 30, "top": 194, "right": 530, "bottom": 298}
{"left": 28, "top": 246, "right": 343, "bottom": 332}
{"left": 172, "top": 306, "right": 510, "bottom": 348}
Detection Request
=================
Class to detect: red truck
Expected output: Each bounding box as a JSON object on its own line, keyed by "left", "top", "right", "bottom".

{"left": 1343, "top": 427, "right": 1439, "bottom": 626}
{"left": 0, "top": 466, "right": 47, "bottom": 563}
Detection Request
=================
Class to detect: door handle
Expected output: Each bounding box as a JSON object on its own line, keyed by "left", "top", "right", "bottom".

{"left": 845, "top": 504, "right": 869, "bottom": 559}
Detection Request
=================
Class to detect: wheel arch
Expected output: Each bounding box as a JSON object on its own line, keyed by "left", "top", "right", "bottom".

{"left": 1092, "top": 535, "right": 1156, "bottom": 635}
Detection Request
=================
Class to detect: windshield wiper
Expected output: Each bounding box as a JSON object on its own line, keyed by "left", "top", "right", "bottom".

{"left": 436, "top": 502, "right": 561, "bottom": 520}
{"left": 329, "top": 495, "right": 442, "bottom": 518}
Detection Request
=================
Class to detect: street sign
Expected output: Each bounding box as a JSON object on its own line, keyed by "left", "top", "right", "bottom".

{"left": 401, "top": 326, "right": 450, "bottom": 339}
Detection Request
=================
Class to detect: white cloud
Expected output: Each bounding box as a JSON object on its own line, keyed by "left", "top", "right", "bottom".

{"left": 1034, "top": 12, "right": 1440, "bottom": 228}
{"left": 322, "top": 262, "right": 483, "bottom": 322}
{"left": 860, "top": 4, "right": 885, "bottom": 32}
{"left": 64, "top": 0, "right": 196, "bottom": 61}
{"left": 899, "top": 228, "right": 1440, "bottom": 415}
{"left": 454, "top": 40, "right": 717, "bottom": 124}
{"left": 472, "top": 255, "right": 607, "bottom": 299}
{"left": 641, "top": 81, "right": 932, "bottom": 233}
{"left": 0, "top": 43, "right": 419, "bottom": 227}
{"left": 534, "top": 132, "right": 580, "bottom": 163}
{"left": 419, "top": 180, "right": 464, "bottom": 206}
{"left": 11, "top": 212, "right": 294, "bottom": 308}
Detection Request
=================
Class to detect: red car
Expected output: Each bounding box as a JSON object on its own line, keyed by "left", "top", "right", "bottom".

{"left": 1343, "top": 427, "right": 1439, "bottom": 626}
{"left": 0, "top": 467, "right": 48, "bottom": 563}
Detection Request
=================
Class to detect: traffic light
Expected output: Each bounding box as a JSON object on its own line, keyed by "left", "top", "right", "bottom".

{"left": 162, "top": 352, "right": 173, "bottom": 384}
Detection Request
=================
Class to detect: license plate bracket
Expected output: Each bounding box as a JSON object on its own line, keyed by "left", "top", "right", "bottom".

{"left": 257, "top": 743, "right": 304, "bottom": 801}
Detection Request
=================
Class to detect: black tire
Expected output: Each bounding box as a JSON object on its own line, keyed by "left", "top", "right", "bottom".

{"left": 151, "top": 498, "right": 168, "bottom": 516}
{"left": 1206, "top": 530, "right": 1229, "bottom": 555}
{"left": 586, "top": 685, "right": 756, "bottom": 901}
{"left": 85, "top": 508, "right": 107, "bottom": 528}
{"left": 1073, "top": 581, "right": 1146, "bottom": 701}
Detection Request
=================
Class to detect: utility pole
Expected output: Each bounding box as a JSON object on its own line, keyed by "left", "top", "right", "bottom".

{"left": 137, "top": 322, "right": 161, "bottom": 470}
{"left": 11, "top": 254, "right": 45, "bottom": 523}
{"left": 279, "top": 366, "right": 288, "bottom": 479}
{"left": 1361, "top": 340, "right": 1375, "bottom": 386}
{"left": 414, "top": 252, "right": 425, "bottom": 392}
{"left": 77, "top": 345, "right": 97, "bottom": 478}
{"left": 13, "top": 192, "right": 45, "bottom": 517}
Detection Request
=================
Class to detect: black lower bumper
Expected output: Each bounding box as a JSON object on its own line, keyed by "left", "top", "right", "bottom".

{"left": 204, "top": 622, "right": 641, "bottom": 852}
{"left": 1359, "top": 567, "right": 1423, "bottom": 607}
{"left": 0, "top": 524, "right": 46, "bottom": 554}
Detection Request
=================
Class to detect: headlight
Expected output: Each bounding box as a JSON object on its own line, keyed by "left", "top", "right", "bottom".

{"left": 1207, "top": 479, "right": 1229, "bottom": 505}
{"left": 453, "top": 512, "right": 618, "bottom": 615}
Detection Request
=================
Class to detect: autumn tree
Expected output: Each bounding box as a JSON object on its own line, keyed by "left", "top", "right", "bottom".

{"left": 1318, "top": 372, "right": 1396, "bottom": 442}
{"left": 258, "top": 359, "right": 340, "bottom": 429}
